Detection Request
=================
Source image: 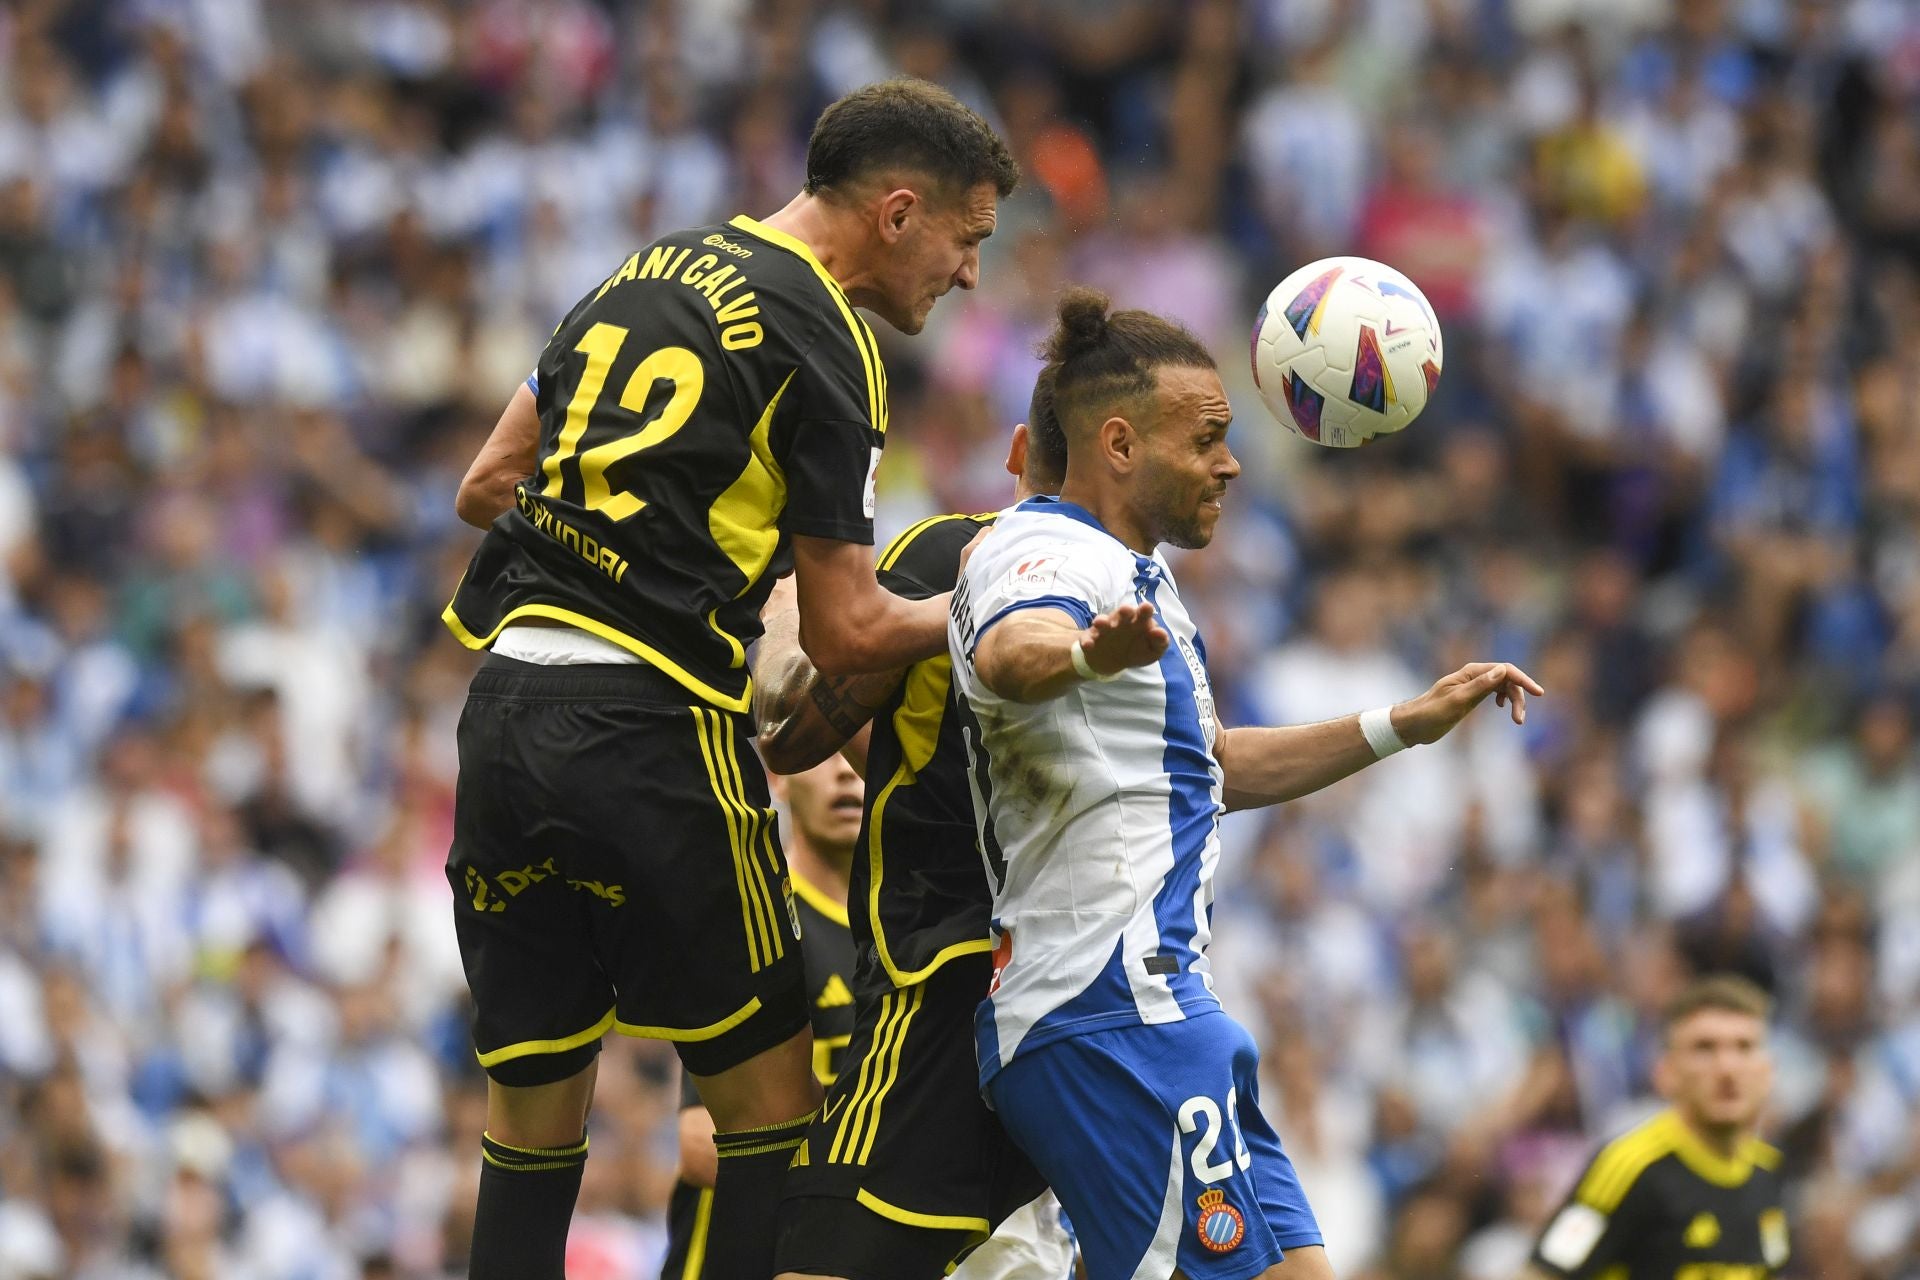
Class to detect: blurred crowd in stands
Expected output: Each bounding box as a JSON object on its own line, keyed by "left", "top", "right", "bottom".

{"left": 0, "top": 0, "right": 1917, "bottom": 1276}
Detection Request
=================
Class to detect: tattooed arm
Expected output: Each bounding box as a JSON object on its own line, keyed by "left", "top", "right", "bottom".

{"left": 756, "top": 575, "right": 906, "bottom": 776}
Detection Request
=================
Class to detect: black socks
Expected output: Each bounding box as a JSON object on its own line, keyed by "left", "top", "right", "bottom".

{"left": 700, "top": 1110, "right": 816, "bottom": 1279}
{"left": 468, "top": 1131, "right": 589, "bottom": 1280}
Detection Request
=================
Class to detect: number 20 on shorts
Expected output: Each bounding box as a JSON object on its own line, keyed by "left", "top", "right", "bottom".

{"left": 1179, "top": 1087, "right": 1253, "bottom": 1183}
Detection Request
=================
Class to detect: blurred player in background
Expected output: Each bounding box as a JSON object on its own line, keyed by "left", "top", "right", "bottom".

{"left": 951, "top": 288, "right": 1542, "bottom": 1280}
{"left": 1526, "top": 975, "right": 1788, "bottom": 1280}
{"left": 442, "top": 79, "right": 1015, "bottom": 1280}
{"left": 753, "top": 374, "right": 1075, "bottom": 1280}
{"left": 661, "top": 754, "right": 861, "bottom": 1280}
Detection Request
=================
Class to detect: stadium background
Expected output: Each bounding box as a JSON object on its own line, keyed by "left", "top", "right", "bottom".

{"left": 0, "top": 0, "right": 1916, "bottom": 1276}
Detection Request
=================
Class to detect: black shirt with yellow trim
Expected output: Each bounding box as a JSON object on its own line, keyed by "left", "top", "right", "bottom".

{"left": 1530, "top": 1108, "right": 1789, "bottom": 1280}
{"left": 445, "top": 215, "right": 888, "bottom": 714}
{"left": 852, "top": 512, "right": 999, "bottom": 992}
{"left": 790, "top": 870, "right": 858, "bottom": 1085}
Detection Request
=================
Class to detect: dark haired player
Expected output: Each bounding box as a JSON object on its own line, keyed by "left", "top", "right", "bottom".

{"left": 442, "top": 79, "right": 1016, "bottom": 1280}
{"left": 952, "top": 288, "right": 1542, "bottom": 1280}
{"left": 751, "top": 373, "right": 1073, "bottom": 1280}
{"left": 1526, "top": 975, "right": 1789, "bottom": 1280}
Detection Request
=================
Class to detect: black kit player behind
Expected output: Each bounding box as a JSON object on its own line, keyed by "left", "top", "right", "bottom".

{"left": 1526, "top": 977, "right": 1790, "bottom": 1280}
{"left": 750, "top": 382, "right": 1068, "bottom": 1280}
{"left": 661, "top": 756, "right": 862, "bottom": 1280}
{"left": 443, "top": 80, "right": 1016, "bottom": 1280}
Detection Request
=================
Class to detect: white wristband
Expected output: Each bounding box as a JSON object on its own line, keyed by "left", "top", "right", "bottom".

{"left": 1070, "top": 638, "right": 1118, "bottom": 682}
{"left": 1359, "top": 706, "right": 1407, "bottom": 759}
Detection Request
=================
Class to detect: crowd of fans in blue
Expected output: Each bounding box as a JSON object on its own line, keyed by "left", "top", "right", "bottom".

{"left": 0, "top": 1, "right": 1916, "bottom": 1276}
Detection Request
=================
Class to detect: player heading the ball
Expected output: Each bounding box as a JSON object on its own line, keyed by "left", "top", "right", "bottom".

{"left": 442, "top": 79, "right": 1016, "bottom": 1280}
{"left": 949, "top": 287, "right": 1541, "bottom": 1280}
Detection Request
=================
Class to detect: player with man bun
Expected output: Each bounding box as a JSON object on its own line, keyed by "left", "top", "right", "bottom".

{"left": 950, "top": 288, "right": 1543, "bottom": 1280}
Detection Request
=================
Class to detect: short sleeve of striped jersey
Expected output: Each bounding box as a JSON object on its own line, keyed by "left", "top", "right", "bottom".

{"left": 963, "top": 531, "right": 1127, "bottom": 658}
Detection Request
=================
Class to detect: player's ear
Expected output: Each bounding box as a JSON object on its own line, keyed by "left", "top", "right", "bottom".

{"left": 1100, "top": 416, "right": 1141, "bottom": 473}
{"left": 1005, "top": 424, "right": 1030, "bottom": 479}
{"left": 876, "top": 188, "right": 917, "bottom": 243}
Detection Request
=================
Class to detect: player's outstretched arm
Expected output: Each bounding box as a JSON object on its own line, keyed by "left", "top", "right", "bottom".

{"left": 791, "top": 535, "right": 953, "bottom": 676}
{"left": 456, "top": 381, "right": 540, "bottom": 528}
{"left": 974, "top": 602, "right": 1169, "bottom": 704}
{"left": 756, "top": 574, "right": 905, "bottom": 775}
{"left": 1216, "top": 661, "right": 1543, "bottom": 811}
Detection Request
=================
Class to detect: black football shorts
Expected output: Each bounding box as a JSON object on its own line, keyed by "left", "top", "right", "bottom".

{"left": 447, "top": 653, "right": 808, "bottom": 1084}
{"left": 775, "top": 953, "right": 1046, "bottom": 1280}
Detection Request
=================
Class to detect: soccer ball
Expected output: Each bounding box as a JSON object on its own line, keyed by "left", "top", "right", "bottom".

{"left": 1251, "top": 256, "right": 1443, "bottom": 448}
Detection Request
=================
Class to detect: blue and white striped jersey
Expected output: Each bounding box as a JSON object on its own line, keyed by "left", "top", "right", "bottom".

{"left": 949, "top": 495, "right": 1225, "bottom": 1086}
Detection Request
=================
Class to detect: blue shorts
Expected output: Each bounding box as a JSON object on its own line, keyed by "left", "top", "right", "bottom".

{"left": 987, "top": 1011, "right": 1322, "bottom": 1280}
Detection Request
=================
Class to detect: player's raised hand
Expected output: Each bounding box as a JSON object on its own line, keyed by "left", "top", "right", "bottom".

{"left": 1394, "top": 661, "right": 1545, "bottom": 745}
{"left": 1079, "top": 602, "right": 1170, "bottom": 677}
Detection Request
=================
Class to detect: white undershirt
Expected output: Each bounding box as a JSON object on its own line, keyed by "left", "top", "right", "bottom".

{"left": 492, "top": 624, "right": 643, "bottom": 665}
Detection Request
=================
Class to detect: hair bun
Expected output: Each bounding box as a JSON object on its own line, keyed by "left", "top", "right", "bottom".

{"left": 1044, "top": 286, "right": 1113, "bottom": 364}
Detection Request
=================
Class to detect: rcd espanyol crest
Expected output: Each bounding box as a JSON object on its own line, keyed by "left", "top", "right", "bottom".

{"left": 1195, "top": 1189, "right": 1245, "bottom": 1253}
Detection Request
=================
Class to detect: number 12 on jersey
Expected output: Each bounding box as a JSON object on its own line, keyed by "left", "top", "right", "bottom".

{"left": 541, "top": 323, "right": 705, "bottom": 522}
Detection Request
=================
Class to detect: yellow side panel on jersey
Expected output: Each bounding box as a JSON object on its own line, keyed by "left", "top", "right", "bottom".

{"left": 729, "top": 215, "right": 887, "bottom": 434}
{"left": 708, "top": 371, "right": 796, "bottom": 667}
{"left": 864, "top": 514, "right": 999, "bottom": 986}
{"left": 867, "top": 654, "right": 990, "bottom": 987}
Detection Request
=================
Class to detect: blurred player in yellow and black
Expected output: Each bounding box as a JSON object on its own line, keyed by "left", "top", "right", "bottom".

{"left": 1526, "top": 975, "right": 1790, "bottom": 1280}
{"left": 661, "top": 753, "right": 861, "bottom": 1280}
{"left": 443, "top": 80, "right": 1016, "bottom": 1280}
{"left": 750, "top": 371, "right": 1075, "bottom": 1280}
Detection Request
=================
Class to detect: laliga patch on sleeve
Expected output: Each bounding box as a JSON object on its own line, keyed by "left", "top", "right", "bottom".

{"left": 863, "top": 447, "right": 881, "bottom": 519}
{"left": 1006, "top": 554, "right": 1062, "bottom": 592}
{"left": 1537, "top": 1204, "right": 1607, "bottom": 1271}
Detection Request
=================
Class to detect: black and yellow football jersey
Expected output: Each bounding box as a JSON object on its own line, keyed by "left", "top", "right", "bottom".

{"left": 445, "top": 215, "right": 889, "bottom": 714}
{"left": 1531, "top": 1109, "right": 1789, "bottom": 1280}
{"left": 791, "top": 871, "right": 858, "bottom": 1085}
{"left": 854, "top": 512, "right": 999, "bottom": 990}
{"left": 779, "top": 515, "right": 1051, "bottom": 1276}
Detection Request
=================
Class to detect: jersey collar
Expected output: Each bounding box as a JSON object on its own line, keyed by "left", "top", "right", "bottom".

{"left": 790, "top": 870, "right": 850, "bottom": 928}
{"left": 1659, "top": 1109, "right": 1779, "bottom": 1186}
{"left": 1016, "top": 495, "right": 1157, "bottom": 569}
{"left": 729, "top": 215, "right": 848, "bottom": 295}
{"left": 1016, "top": 494, "right": 1108, "bottom": 533}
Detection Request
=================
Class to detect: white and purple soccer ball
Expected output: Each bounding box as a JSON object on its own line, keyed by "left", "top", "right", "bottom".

{"left": 1251, "top": 256, "right": 1444, "bottom": 448}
